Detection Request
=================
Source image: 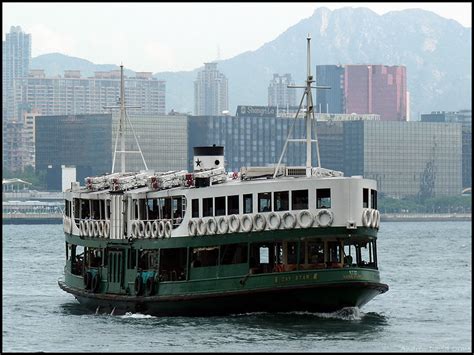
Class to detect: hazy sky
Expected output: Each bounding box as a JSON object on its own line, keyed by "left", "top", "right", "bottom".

{"left": 3, "top": 2, "right": 472, "bottom": 73}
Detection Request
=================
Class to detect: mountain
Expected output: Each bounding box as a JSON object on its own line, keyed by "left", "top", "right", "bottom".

{"left": 31, "top": 7, "right": 471, "bottom": 117}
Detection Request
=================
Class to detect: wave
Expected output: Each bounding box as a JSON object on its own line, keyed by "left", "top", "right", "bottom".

{"left": 119, "top": 312, "right": 156, "bottom": 319}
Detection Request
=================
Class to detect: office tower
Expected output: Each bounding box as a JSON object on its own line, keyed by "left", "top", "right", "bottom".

{"left": 344, "top": 65, "right": 407, "bottom": 121}
{"left": 2, "top": 26, "right": 31, "bottom": 121}
{"left": 194, "top": 62, "right": 228, "bottom": 116}
{"left": 268, "top": 73, "right": 296, "bottom": 110}
{"left": 315, "top": 65, "right": 345, "bottom": 113}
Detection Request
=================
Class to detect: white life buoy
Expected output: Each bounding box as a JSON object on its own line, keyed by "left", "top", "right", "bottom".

{"left": 151, "top": 221, "right": 159, "bottom": 238}
{"left": 98, "top": 220, "right": 105, "bottom": 237}
{"left": 374, "top": 210, "right": 381, "bottom": 229}
{"left": 267, "top": 212, "right": 281, "bottom": 230}
{"left": 145, "top": 221, "right": 153, "bottom": 238}
{"left": 88, "top": 220, "right": 94, "bottom": 237}
{"left": 79, "top": 220, "right": 85, "bottom": 237}
{"left": 370, "top": 209, "right": 378, "bottom": 228}
{"left": 362, "top": 208, "right": 372, "bottom": 227}
{"left": 282, "top": 212, "right": 296, "bottom": 229}
{"left": 164, "top": 220, "right": 173, "bottom": 238}
{"left": 228, "top": 214, "right": 240, "bottom": 233}
{"left": 240, "top": 214, "right": 253, "bottom": 233}
{"left": 297, "top": 210, "right": 314, "bottom": 228}
{"left": 253, "top": 213, "right": 266, "bottom": 231}
{"left": 188, "top": 219, "right": 197, "bottom": 236}
{"left": 217, "top": 216, "right": 229, "bottom": 234}
{"left": 206, "top": 218, "right": 217, "bottom": 235}
{"left": 104, "top": 220, "right": 110, "bottom": 238}
{"left": 196, "top": 218, "right": 206, "bottom": 236}
{"left": 131, "top": 221, "right": 139, "bottom": 238}
{"left": 158, "top": 220, "right": 165, "bottom": 238}
{"left": 93, "top": 221, "right": 100, "bottom": 237}
{"left": 138, "top": 220, "right": 146, "bottom": 238}
{"left": 316, "top": 209, "right": 334, "bottom": 227}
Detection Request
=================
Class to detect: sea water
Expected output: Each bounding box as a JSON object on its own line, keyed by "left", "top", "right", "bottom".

{"left": 2, "top": 221, "right": 471, "bottom": 352}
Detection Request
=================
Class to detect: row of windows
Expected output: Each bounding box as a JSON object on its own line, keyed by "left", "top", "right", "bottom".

{"left": 191, "top": 189, "right": 332, "bottom": 218}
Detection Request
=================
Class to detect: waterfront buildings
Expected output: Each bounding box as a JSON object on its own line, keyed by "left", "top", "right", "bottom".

{"left": 194, "top": 62, "right": 228, "bottom": 116}
{"left": 18, "top": 69, "right": 166, "bottom": 116}
{"left": 315, "top": 64, "right": 407, "bottom": 121}
{"left": 2, "top": 26, "right": 31, "bottom": 122}
{"left": 268, "top": 74, "right": 296, "bottom": 110}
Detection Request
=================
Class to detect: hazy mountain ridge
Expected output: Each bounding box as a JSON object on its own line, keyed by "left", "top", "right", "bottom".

{"left": 31, "top": 7, "right": 471, "bottom": 117}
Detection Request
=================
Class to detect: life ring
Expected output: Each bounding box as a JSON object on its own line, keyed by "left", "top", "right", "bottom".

{"left": 146, "top": 276, "right": 155, "bottom": 296}
{"left": 188, "top": 219, "right": 197, "bottom": 236}
{"left": 267, "top": 212, "right": 281, "bottom": 230}
{"left": 228, "top": 214, "right": 240, "bottom": 233}
{"left": 88, "top": 220, "right": 94, "bottom": 237}
{"left": 138, "top": 220, "right": 146, "bottom": 238}
{"left": 196, "top": 218, "right": 206, "bottom": 236}
{"left": 131, "top": 221, "right": 139, "bottom": 238}
{"left": 316, "top": 209, "right": 334, "bottom": 227}
{"left": 158, "top": 220, "right": 165, "bottom": 238}
{"left": 91, "top": 273, "right": 100, "bottom": 293}
{"left": 362, "top": 209, "right": 372, "bottom": 227}
{"left": 240, "top": 214, "right": 253, "bottom": 233}
{"left": 104, "top": 220, "right": 110, "bottom": 238}
{"left": 164, "top": 220, "right": 173, "bottom": 238}
{"left": 151, "top": 221, "right": 159, "bottom": 238}
{"left": 93, "top": 221, "right": 100, "bottom": 237}
{"left": 145, "top": 221, "right": 153, "bottom": 238}
{"left": 79, "top": 220, "right": 86, "bottom": 237}
{"left": 282, "top": 212, "right": 296, "bottom": 229}
{"left": 134, "top": 274, "right": 143, "bottom": 296}
{"left": 370, "top": 209, "right": 378, "bottom": 228}
{"left": 297, "top": 210, "right": 314, "bottom": 228}
{"left": 217, "top": 216, "right": 229, "bottom": 234}
{"left": 98, "top": 220, "right": 105, "bottom": 237}
{"left": 206, "top": 218, "right": 217, "bottom": 235}
{"left": 253, "top": 213, "right": 266, "bottom": 231}
{"left": 374, "top": 210, "right": 381, "bottom": 229}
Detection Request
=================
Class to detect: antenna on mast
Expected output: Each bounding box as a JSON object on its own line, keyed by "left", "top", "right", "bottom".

{"left": 273, "top": 34, "right": 331, "bottom": 178}
{"left": 105, "top": 64, "right": 148, "bottom": 173}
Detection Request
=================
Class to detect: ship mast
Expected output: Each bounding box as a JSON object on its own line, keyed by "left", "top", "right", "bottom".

{"left": 106, "top": 64, "right": 148, "bottom": 173}
{"left": 273, "top": 35, "right": 330, "bottom": 178}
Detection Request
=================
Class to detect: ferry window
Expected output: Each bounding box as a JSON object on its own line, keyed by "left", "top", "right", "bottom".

{"left": 203, "top": 198, "right": 213, "bottom": 217}
{"left": 191, "top": 247, "right": 219, "bottom": 267}
{"left": 99, "top": 200, "right": 105, "bottom": 220}
{"left": 215, "top": 196, "right": 226, "bottom": 216}
{"left": 258, "top": 192, "right": 272, "bottom": 212}
{"left": 172, "top": 197, "right": 184, "bottom": 221}
{"left": 292, "top": 190, "right": 308, "bottom": 210}
{"left": 220, "top": 243, "right": 248, "bottom": 265}
{"left": 128, "top": 248, "right": 137, "bottom": 270}
{"left": 65, "top": 200, "right": 70, "bottom": 217}
{"left": 274, "top": 191, "right": 289, "bottom": 211}
{"left": 91, "top": 199, "right": 100, "bottom": 219}
{"left": 327, "top": 241, "right": 341, "bottom": 263}
{"left": 363, "top": 188, "right": 369, "bottom": 208}
{"left": 227, "top": 195, "right": 239, "bottom": 215}
{"left": 106, "top": 200, "right": 111, "bottom": 219}
{"left": 371, "top": 190, "right": 377, "bottom": 209}
{"left": 307, "top": 241, "right": 324, "bottom": 264}
{"left": 159, "top": 248, "right": 187, "bottom": 281}
{"left": 147, "top": 198, "right": 159, "bottom": 219}
{"left": 316, "top": 188, "right": 331, "bottom": 209}
{"left": 134, "top": 200, "right": 139, "bottom": 219}
{"left": 74, "top": 198, "right": 80, "bottom": 218}
{"left": 343, "top": 244, "right": 356, "bottom": 266}
{"left": 286, "top": 242, "right": 298, "bottom": 264}
{"left": 80, "top": 199, "right": 90, "bottom": 219}
{"left": 243, "top": 194, "right": 253, "bottom": 214}
{"left": 192, "top": 199, "right": 199, "bottom": 218}
{"left": 139, "top": 199, "right": 147, "bottom": 220}
{"left": 163, "top": 198, "right": 172, "bottom": 219}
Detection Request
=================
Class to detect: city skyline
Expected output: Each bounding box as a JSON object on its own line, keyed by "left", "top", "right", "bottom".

{"left": 2, "top": 2, "right": 471, "bottom": 73}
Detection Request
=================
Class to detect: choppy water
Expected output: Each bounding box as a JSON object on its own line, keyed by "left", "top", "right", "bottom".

{"left": 2, "top": 221, "right": 471, "bottom": 352}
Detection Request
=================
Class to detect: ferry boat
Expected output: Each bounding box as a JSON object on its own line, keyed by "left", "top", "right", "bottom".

{"left": 58, "top": 36, "right": 388, "bottom": 316}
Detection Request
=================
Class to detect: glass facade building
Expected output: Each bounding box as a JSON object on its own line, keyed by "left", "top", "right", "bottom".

{"left": 35, "top": 114, "right": 112, "bottom": 190}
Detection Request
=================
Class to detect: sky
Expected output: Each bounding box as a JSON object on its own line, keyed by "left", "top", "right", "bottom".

{"left": 2, "top": 2, "right": 472, "bottom": 73}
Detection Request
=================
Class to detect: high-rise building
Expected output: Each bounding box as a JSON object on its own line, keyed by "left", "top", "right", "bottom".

{"left": 18, "top": 70, "right": 166, "bottom": 117}
{"left": 268, "top": 74, "right": 296, "bottom": 109}
{"left": 344, "top": 65, "right": 407, "bottom": 121}
{"left": 2, "top": 26, "right": 31, "bottom": 121}
{"left": 194, "top": 63, "right": 228, "bottom": 116}
{"left": 315, "top": 65, "right": 345, "bottom": 113}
